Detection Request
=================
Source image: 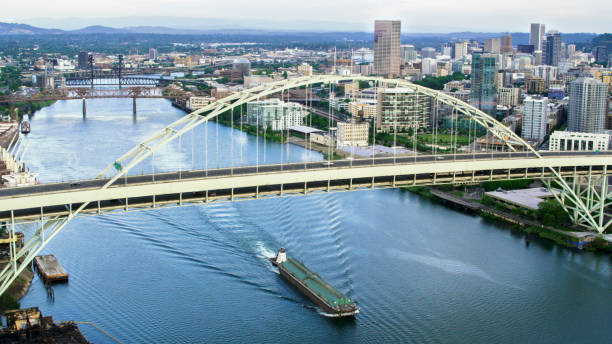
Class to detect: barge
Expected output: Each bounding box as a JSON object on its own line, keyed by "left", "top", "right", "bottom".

{"left": 270, "top": 248, "right": 359, "bottom": 317}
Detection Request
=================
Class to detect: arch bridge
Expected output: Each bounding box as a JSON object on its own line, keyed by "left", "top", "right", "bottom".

{"left": 0, "top": 75, "right": 609, "bottom": 295}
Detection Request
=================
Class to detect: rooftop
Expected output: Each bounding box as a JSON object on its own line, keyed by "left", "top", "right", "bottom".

{"left": 485, "top": 187, "right": 560, "bottom": 210}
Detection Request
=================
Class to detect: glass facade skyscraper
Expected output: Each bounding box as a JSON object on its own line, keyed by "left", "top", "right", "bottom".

{"left": 470, "top": 54, "right": 497, "bottom": 114}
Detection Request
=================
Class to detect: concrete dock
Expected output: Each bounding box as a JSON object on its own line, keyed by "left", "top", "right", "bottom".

{"left": 34, "top": 255, "right": 68, "bottom": 283}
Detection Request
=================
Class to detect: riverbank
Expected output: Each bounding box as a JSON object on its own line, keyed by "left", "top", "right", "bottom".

{"left": 0, "top": 100, "right": 56, "bottom": 122}
{"left": 406, "top": 186, "right": 611, "bottom": 253}
{"left": 0, "top": 268, "right": 34, "bottom": 312}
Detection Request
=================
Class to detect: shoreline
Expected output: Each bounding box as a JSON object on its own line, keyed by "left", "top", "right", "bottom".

{"left": 0, "top": 267, "right": 34, "bottom": 312}
{"left": 406, "top": 186, "right": 611, "bottom": 253}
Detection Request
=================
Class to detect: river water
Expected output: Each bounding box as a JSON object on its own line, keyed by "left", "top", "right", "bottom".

{"left": 15, "top": 98, "right": 612, "bottom": 343}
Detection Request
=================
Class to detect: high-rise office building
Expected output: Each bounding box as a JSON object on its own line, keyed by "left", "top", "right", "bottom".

{"left": 567, "top": 44, "right": 576, "bottom": 57}
{"left": 78, "top": 51, "right": 90, "bottom": 69}
{"left": 522, "top": 96, "right": 548, "bottom": 142}
{"left": 500, "top": 35, "right": 513, "bottom": 54}
{"left": 568, "top": 78, "right": 608, "bottom": 133}
{"left": 593, "top": 46, "right": 608, "bottom": 64}
{"left": 530, "top": 23, "right": 546, "bottom": 51}
{"left": 374, "top": 20, "right": 401, "bottom": 77}
{"left": 484, "top": 38, "right": 501, "bottom": 53}
{"left": 544, "top": 31, "right": 562, "bottom": 66}
{"left": 470, "top": 54, "right": 497, "bottom": 114}
{"left": 453, "top": 41, "right": 468, "bottom": 59}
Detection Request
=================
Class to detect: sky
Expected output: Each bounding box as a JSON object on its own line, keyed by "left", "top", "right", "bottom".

{"left": 1, "top": 0, "right": 610, "bottom": 33}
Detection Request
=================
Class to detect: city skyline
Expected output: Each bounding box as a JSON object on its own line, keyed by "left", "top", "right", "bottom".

{"left": 1, "top": 0, "right": 611, "bottom": 33}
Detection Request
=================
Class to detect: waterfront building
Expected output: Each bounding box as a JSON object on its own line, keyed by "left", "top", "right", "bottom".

{"left": 376, "top": 88, "right": 432, "bottom": 132}
{"left": 544, "top": 31, "right": 562, "bottom": 66}
{"left": 187, "top": 96, "right": 215, "bottom": 110}
{"left": 522, "top": 96, "right": 548, "bottom": 142}
{"left": 374, "top": 20, "right": 401, "bottom": 77}
{"left": 336, "top": 121, "right": 370, "bottom": 147}
{"left": 530, "top": 23, "right": 546, "bottom": 51}
{"left": 484, "top": 38, "right": 500, "bottom": 53}
{"left": 568, "top": 78, "right": 608, "bottom": 133}
{"left": 549, "top": 131, "right": 609, "bottom": 151}
{"left": 497, "top": 87, "right": 520, "bottom": 107}
{"left": 500, "top": 35, "right": 513, "bottom": 54}
{"left": 247, "top": 99, "right": 305, "bottom": 131}
{"left": 470, "top": 54, "right": 497, "bottom": 114}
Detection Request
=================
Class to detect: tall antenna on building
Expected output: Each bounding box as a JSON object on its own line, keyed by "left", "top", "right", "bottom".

{"left": 351, "top": 48, "right": 355, "bottom": 75}
{"left": 333, "top": 46, "right": 337, "bottom": 74}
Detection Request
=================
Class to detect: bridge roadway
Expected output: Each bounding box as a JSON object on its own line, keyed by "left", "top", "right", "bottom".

{"left": 0, "top": 151, "right": 609, "bottom": 222}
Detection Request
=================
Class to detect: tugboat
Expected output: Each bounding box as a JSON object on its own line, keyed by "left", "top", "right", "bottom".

{"left": 20, "top": 115, "right": 31, "bottom": 135}
{"left": 270, "top": 248, "right": 359, "bottom": 317}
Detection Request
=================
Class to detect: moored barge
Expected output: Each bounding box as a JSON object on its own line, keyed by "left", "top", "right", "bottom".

{"left": 270, "top": 248, "right": 359, "bottom": 317}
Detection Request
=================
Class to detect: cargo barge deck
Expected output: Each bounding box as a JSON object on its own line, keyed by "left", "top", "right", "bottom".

{"left": 270, "top": 248, "right": 359, "bottom": 317}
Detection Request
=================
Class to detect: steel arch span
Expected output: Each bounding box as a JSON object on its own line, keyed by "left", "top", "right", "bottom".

{"left": 0, "top": 75, "right": 609, "bottom": 296}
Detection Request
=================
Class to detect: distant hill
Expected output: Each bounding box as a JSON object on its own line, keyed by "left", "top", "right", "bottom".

{"left": 0, "top": 22, "right": 62, "bottom": 35}
{"left": 70, "top": 25, "right": 123, "bottom": 34}
{"left": 591, "top": 33, "right": 612, "bottom": 50}
{"left": 0, "top": 21, "right": 601, "bottom": 45}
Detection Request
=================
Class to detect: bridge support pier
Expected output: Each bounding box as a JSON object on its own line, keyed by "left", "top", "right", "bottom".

{"left": 542, "top": 164, "right": 611, "bottom": 234}
{"left": 132, "top": 97, "right": 137, "bottom": 117}
{"left": 82, "top": 98, "right": 86, "bottom": 118}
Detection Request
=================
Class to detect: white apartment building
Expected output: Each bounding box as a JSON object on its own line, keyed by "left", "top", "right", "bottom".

{"left": 336, "top": 121, "right": 369, "bottom": 147}
{"left": 568, "top": 78, "right": 608, "bottom": 133}
{"left": 521, "top": 96, "right": 548, "bottom": 142}
{"left": 549, "top": 131, "right": 609, "bottom": 151}
{"left": 246, "top": 99, "right": 305, "bottom": 131}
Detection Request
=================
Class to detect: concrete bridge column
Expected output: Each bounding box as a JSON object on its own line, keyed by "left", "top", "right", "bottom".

{"left": 82, "top": 98, "right": 86, "bottom": 118}
{"left": 132, "top": 97, "right": 137, "bottom": 117}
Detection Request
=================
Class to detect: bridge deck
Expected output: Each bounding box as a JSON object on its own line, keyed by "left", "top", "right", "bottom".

{"left": 0, "top": 151, "right": 609, "bottom": 223}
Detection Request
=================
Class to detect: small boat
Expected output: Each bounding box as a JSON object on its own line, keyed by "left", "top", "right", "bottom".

{"left": 270, "top": 248, "right": 359, "bottom": 317}
{"left": 20, "top": 115, "right": 31, "bottom": 134}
